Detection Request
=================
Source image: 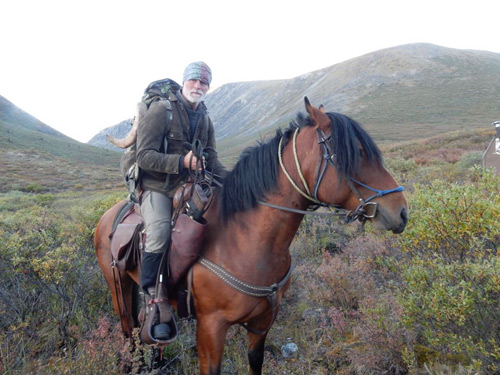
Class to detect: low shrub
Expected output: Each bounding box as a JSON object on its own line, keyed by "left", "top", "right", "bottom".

{"left": 0, "top": 192, "right": 124, "bottom": 373}
{"left": 395, "top": 168, "right": 500, "bottom": 373}
{"left": 399, "top": 258, "right": 500, "bottom": 372}
{"left": 400, "top": 167, "right": 500, "bottom": 263}
{"left": 22, "top": 183, "right": 47, "bottom": 193}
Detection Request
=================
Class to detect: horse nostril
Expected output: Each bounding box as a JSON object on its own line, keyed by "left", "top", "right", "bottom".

{"left": 400, "top": 207, "right": 408, "bottom": 226}
{"left": 391, "top": 207, "right": 409, "bottom": 234}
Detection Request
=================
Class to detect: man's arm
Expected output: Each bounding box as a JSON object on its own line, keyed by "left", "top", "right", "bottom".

{"left": 136, "top": 101, "right": 182, "bottom": 175}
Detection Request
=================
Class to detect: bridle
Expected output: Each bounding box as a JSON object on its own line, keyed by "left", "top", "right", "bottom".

{"left": 259, "top": 127, "right": 404, "bottom": 223}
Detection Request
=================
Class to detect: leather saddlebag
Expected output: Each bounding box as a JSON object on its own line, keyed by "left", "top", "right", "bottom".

{"left": 111, "top": 223, "right": 142, "bottom": 271}
{"left": 168, "top": 214, "right": 207, "bottom": 287}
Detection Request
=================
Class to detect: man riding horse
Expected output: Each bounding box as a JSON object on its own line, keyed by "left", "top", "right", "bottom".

{"left": 133, "top": 62, "right": 226, "bottom": 341}
{"left": 98, "top": 93, "right": 408, "bottom": 373}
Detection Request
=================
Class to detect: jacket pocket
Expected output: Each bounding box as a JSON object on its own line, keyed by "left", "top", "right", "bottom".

{"left": 165, "top": 128, "right": 183, "bottom": 154}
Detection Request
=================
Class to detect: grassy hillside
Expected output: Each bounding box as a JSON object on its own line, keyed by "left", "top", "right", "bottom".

{"left": 0, "top": 118, "right": 123, "bottom": 193}
{"left": 0, "top": 120, "right": 121, "bottom": 165}
{"left": 349, "top": 48, "right": 500, "bottom": 143}
{"left": 0, "top": 95, "right": 68, "bottom": 137}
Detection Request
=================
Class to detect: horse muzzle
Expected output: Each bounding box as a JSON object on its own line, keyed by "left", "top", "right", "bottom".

{"left": 371, "top": 204, "right": 408, "bottom": 234}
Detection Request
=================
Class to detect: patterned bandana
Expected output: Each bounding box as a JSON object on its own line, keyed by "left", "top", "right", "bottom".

{"left": 182, "top": 61, "right": 212, "bottom": 87}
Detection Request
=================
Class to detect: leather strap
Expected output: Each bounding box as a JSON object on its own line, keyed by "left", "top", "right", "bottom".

{"left": 148, "top": 298, "right": 169, "bottom": 305}
{"left": 199, "top": 256, "right": 293, "bottom": 334}
{"left": 111, "top": 260, "right": 133, "bottom": 339}
{"left": 199, "top": 257, "right": 292, "bottom": 298}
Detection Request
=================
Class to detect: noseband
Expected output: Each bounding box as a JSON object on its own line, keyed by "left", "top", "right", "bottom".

{"left": 260, "top": 127, "right": 404, "bottom": 223}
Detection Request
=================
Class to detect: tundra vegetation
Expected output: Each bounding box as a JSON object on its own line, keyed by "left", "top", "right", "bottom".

{"left": 0, "top": 128, "right": 499, "bottom": 375}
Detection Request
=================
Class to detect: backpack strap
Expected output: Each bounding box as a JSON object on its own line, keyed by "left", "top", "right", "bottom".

{"left": 202, "top": 111, "right": 209, "bottom": 131}
{"left": 163, "top": 98, "right": 173, "bottom": 152}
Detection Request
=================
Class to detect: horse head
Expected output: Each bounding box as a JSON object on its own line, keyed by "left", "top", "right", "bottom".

{"left": 298, "top": 97, "right": 408, "bottom": 233}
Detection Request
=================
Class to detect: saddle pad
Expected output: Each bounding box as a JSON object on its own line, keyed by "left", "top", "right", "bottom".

{"left": 111, "top": 200, "right": 136, "bottom": 234}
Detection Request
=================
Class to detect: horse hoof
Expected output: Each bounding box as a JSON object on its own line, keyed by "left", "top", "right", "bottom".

{"left": 153, "top": 323, "right": 171, "bottom": 340}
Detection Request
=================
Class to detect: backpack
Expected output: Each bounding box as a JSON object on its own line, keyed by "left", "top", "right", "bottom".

{"left": 119, "top": 79, "right": 181, "bottom": 202}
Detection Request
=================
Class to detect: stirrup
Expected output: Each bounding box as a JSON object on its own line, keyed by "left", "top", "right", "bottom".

{"left": 149, "top": 298, "right": 172, "bottom": 323}
{"left": 140, "top": 296, "right": 178, "bottom": 345}
{"left": 152, "top": 323, "right": 171, "bottom": 340}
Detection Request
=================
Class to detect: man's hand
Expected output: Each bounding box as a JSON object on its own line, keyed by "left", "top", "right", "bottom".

{"left": 183, "top": 150, "right": 205, "bottom": 171}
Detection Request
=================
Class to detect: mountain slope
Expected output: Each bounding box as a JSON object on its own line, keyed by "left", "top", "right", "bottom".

{"left": 87, "top": 119, "right": 132, "bottom": 152}
{"left": 0, "top": 95, "right": 69, "bottom": 138}
{"left": 0, "top": 95, "right": 121, "bottom": 165}
{"left": 0, "top": 96, "right": 123, "bottom": 193}
{"left": 207, "top": 43, "right": 500, "bottom": 153}
{"left": 88, "top": 43, "right": 500, "bottom": 165}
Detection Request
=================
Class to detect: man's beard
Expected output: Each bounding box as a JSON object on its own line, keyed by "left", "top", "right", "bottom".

{"left": 184, "top": 89, "right": 205, "bottom": 104}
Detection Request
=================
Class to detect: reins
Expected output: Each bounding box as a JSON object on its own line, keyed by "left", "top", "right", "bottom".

{"left": 277, "top": 129, "right": 322, "bottom": 205}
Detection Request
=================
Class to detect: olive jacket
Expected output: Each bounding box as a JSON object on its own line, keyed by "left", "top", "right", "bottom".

{"left": 136, "top": 92, "right": 226, "bottom": 197}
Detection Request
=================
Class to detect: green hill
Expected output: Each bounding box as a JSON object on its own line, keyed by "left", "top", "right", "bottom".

{"left": 0, "top": 96, "right": 123, "bottom": 193}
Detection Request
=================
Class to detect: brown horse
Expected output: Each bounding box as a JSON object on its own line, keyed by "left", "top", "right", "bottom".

{"left": 95, "top": 98, "right": 408, "bottom": 374}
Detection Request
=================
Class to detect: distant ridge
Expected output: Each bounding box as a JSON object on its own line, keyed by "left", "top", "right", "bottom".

{"left": 0, "top": 95, "right": 69, "bottom": 138}
{"left": 87, "top": 119, "right": 132, "bottom": 152}
{"left": 87, "top": 43, "right": 500, "bottom": 163}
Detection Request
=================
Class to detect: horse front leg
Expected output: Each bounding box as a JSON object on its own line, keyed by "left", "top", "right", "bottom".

{"left": 196, "top": 314, "right": 229, "bottom": 375}
{"left": 247, "top": 330, "right": 268, "bottom": 375}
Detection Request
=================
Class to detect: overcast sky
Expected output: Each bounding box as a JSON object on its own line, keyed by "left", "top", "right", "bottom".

{"left": 1, "top": 0, "right": 499, "bottom": 142}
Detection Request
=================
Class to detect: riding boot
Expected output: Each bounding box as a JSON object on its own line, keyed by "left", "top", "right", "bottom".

{"left": 140, "top": 251, "right": 162, "bottom": 294}
{"left": 140, "top": 252, "right": 172, "bottom": 342}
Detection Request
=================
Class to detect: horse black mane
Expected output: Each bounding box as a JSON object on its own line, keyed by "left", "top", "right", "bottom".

{"left": 220, "top": 111, "right": 382, "bottom": 222}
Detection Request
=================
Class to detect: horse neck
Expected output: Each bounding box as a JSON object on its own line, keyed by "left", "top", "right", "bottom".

{"left": 206, "top": 188, "right": 304, "bottom": 284}
{"left": 244, "top": 127, "right": 322, "bottom": 255}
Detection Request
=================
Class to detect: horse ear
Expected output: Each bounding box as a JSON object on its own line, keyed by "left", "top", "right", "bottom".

{"left": 304, "top": 96, "right": 312, "bottom": 112}
{"left": 319, "top": 104, "right": 325, "bottom": 113}
{"left": 304, "top": 97, "right": 330, "bottom": 131}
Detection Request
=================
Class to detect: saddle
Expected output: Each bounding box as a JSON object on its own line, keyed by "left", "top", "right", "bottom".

{"left": 108, "top": 182, "right": 211, "bottom": 344}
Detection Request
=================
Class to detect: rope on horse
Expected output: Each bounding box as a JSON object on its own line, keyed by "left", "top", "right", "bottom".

{"left": 278, "top": 129, "right": 323, "bottom": 205}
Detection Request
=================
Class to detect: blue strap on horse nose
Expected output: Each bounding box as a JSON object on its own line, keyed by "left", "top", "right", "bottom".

{"left": 350, "top": 178, "right": 404, "bottom": 202}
